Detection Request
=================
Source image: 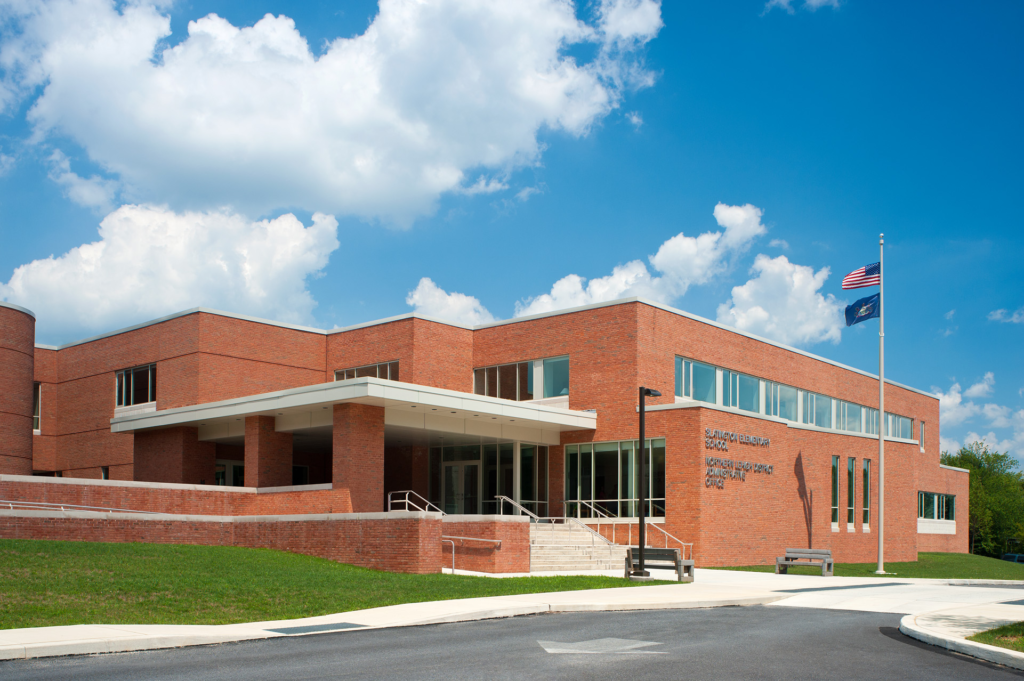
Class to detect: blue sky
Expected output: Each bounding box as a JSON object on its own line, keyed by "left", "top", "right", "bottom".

{"left": 0, "top": 0, "right": 1021, "bottom": 458}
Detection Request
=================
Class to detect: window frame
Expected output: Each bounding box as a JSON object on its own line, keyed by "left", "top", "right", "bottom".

{"left": 334, "top": 360, "right": 399, "bottom": 382}
{"left": 831, "top": 455, "right": 839, "bottom": 526}
{"left": 115, "top": 364, "right": 157, "bottom": 408}
{"left": 32, "top": 382, "right": 41, "bottom": 432}
{"left": 473, "top": 361, "right": 534, "bottom": 401}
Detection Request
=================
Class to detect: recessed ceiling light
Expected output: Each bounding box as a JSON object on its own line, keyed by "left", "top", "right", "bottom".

{"left": 411, "top": 405, "right": 417, "bottom": 408}
{"left": 451, "top": 411, "right": 456, "bottom": 414}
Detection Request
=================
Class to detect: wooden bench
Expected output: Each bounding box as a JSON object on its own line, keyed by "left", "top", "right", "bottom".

{"left": 775, "top": 548, "right": 833, "bottom": 576}
{"left": 624, "top": 547, "right": 694, "bottom": 582}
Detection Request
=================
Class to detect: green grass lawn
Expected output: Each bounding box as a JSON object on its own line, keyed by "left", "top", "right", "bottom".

{"left": 968, "top": 621, "right": 1024, "bottom": 653}
{"left": 709, "top": 552, "right": 1024, "bottom": 580}
{"left": 0, "top": 539, "right": 669, "bottom": 630}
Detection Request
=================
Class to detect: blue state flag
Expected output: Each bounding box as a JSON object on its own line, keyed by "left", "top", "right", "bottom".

{"left": 845, "top": 293, "right": 880, "bottom": 327}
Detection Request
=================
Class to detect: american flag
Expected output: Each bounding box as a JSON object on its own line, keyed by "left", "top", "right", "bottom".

{"left": 842, "top": 262, "right": 881, "bottom": 289}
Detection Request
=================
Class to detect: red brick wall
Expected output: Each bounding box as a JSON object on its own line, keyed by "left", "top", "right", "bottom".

{"left": 0, "top": 305, "right": 35, "bottom": 475}
{"left": 410, "top": 319, "right": 474, "bottom": 392}
{"left": 0, "top": 476, "right": 354, "bottom": 515}
{"left": 326, "top": 319, "right": 414, "bottom": 382}
{"left": 333, "top": 403, "right": 385, "bottom": 512}
{"left": 441, "top": 518, "right": 530, "bottom": 573}
{"left": 134, "top": 427, "right": 216, "bottom": 485}
{"left": 0, "top": 511, "right": 441, "bottom": 574}
{"left": 244, "top": 416, "right": 293, "bottom": 488}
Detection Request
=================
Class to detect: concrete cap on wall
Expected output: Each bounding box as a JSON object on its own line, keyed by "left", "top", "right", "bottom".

{"left": 0, "top": 301, "right": 36, "bottom": 319}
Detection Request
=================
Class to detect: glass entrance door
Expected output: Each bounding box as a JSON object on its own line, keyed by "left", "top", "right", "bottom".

{"left": 443, "top": 462, "right": 480, "bottom": 514}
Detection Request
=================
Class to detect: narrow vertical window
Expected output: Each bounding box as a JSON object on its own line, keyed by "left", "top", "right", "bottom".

{"left": 831, "top": 455, "right": 839, "bottom": 524}
{"left": 863, "top": 459, "right": 870, "bottom": 525}
{"left": 32, "top": 382, "right": 41, "bottom": 431}
{"left": 674, "top": 356, "right": 683, "bottom": 397}
{"left": 847, "top": 457, "right": 855, "bottom": 525}
{"left": 101, "top": 466, "right": 109, "bottom": 480}
{"left": 920, "top": 422, "right": 926, "bottom": 452}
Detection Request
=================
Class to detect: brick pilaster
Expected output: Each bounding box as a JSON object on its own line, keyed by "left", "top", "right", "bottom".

{"left": 244, "top": 416, "right": 293, "bottom": 488}
{"left": 333, "top": 403, "right": 385, "bottom": 512}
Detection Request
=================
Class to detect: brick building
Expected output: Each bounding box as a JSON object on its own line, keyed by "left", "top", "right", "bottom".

{"left": 0, "top": 297, "right": 967, "bottom": 571}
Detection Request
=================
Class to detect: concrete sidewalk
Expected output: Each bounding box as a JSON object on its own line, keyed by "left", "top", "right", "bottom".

{"left": 5, "top": 568, "right": 1024, "bottom": 664}
{"left": 0, "top": 580, "right": 783, "bottom": 661}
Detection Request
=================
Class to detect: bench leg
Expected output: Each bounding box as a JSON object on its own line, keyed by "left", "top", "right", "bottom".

{"left": 624, "top": 554, "right": 630, "bottom": 579}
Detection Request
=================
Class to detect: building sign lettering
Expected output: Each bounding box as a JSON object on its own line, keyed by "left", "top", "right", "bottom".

{"left": 704, "top": 428, "right": 772, "bottom": 489}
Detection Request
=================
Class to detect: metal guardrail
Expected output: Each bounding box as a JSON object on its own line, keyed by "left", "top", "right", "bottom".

{"left": 387, "top": 490, "right": 445, "bottom": 515}
{"left": 495, "top": 495, "right": 614, "bottom": 550}
{"left": 0, "top": 499, "right": 157, "bottom": 514}
{"left": 568, "top": 501, "right": 693, "bottom": 561}
{"left": 441, "top": 539, "right": 455, "bottom": 574}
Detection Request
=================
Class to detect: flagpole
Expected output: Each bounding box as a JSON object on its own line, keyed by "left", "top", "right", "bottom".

{"left": 875, "top": 233, "right": 886, "bottom": 574}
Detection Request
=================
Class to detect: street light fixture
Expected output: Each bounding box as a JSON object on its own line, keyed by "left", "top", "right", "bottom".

{"left": 631, "top": 386, "right": 661, "bottom": 578}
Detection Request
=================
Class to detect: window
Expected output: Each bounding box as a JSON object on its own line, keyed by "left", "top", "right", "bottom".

{"left": 831, "top": 455, "right": 839, "bottom": 524}
{"left": 804, "top": 392, "right": 832, "bottom": 429}
{"left": 116, "top": 364, "right": 156, "bottom": 407}
{"left": 101, "top": 466, "right": 109, "bottom": 480}
{"left": 543, "top": 356, "right": 570, "bottom": 398}
{"left": 839, "top": 401, "right": 863, "bottom": 433}
{"left": 723, "top": 371, "right": 760, "bottom": 413}
{"left": 847, "top": 458, "right": 855, "bottom": 525}
{"left": 335, "top": 361, "right": 399, "bottom": 382}
{"left": 863, "top": 459, "right": 870, "bottom": 525}
{"left": 675, "top": 357, "right": 716, "bottom": 404}
{"left": 920, "top": 422, "right": 926, "bottom": 452}
{"left": 885, "top": 413, "right": 913, "bottom": 439}
{"left": 565, "top": 438, "right": 666, "bottom": 518}
{"left": 766, "top": 381, "right": 798, "bottom": 421}
{"left": 32, "top": 382, "right": 41, "bottom": 431}
{"left": 474, "top": 362, "right": 533, "bottom": 400}
{"left": 918, "top": 492, "right": 955, "bottom": 520}
{"left": 865, "top": 407, "right": 879, "bottom": 435}
{"left": 694, "top": 362, "right": 715, "bottom": 403}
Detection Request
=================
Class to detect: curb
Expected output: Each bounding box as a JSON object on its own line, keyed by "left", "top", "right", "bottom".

{"left": 0, "top": 594, "right": 785, "bottom": 661}
{"left": 898, "top": 614, "right": 1024, "bottom": 670}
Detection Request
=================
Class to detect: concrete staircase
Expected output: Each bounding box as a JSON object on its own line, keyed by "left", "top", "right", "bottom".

{"left": 529, "top": 523, "right": 629, "bottom": 572}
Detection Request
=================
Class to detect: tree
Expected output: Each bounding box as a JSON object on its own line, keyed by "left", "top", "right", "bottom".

{"left": 942, "top": 442, "right": 1024, "bottom": 556}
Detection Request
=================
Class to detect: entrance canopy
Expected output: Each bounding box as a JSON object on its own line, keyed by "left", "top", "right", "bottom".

{"left": 110, "top": 377, "right": 597, "bottom": 445}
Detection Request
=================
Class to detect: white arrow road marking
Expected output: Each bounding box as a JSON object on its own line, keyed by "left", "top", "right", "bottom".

{"left": 538, "top": 638, "right": 666, "bottom": 654}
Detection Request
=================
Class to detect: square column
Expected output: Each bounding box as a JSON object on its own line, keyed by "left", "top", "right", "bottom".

{"left": 333, "top": 403, "right": 385, "bottom": 512}
{"left": 244, "top": 415, "right": 293, "bottom": 488}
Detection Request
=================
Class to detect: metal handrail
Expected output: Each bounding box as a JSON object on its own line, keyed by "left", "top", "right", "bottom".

{"left": 0, "top": 499, "right": 158, "bottom": 514}
{"left": 646, "top": 523, "right": 693, "bottom": 561}
{"left": 441, "top": 535, "right": 502, "bottom": 548}
{"left": 387, "top": 490, "right": 445, "bottom": 515}
{"left": 494, "top": 495, "right": 541, "bottom": 520}
{"left": 578, "top": 499, "right": 614, "bottom": 519}
{"left": 495, "top": 495, "right": 614, "bottom": 550}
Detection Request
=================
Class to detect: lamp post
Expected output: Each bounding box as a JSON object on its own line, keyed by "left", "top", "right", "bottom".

{"left": 632, "top": 386, "right": 661, "bottom": 578}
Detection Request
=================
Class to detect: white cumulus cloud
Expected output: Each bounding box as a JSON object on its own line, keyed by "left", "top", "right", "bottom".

{"left": 0, "top": 205, "right": 339, "bottom": 340}
{"left": 405, "top": 277, "right": 495, "bottom": 326}
{"left": 0, "top": 0, "right": 663, "bottom": 225}
{"left": 515, "top": 202, "right": 767, "bottom": 316}
{"left": 715, "top": 254, "right": 844, "bottom": 347}
{"left": 989, "top": 307, "right": 1024, "bottom": 323}
{"left": 763, "top": 0, "right": 840, "bottom": 13}
{"left": 963, "top": 371, "right": 995, "bottom": 398}
{"left": 46, "top": 150, "right": 119, "bottom": 212}
{"left": 931, "top": 381, "right": 982, "bottom": 427}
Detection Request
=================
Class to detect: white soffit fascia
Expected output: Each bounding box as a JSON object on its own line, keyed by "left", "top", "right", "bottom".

{"left": 110, "top": 377, "right": 596, "bottom": 437}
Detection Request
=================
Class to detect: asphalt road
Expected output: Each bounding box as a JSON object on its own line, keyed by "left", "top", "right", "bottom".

{"left": 3, "top": 606, "right": 1022, "bottom": 680}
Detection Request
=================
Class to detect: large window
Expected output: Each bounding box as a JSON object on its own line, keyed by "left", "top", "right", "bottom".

{"left": 565, "top": 438, "right": 665, "bottom": 518}
{"left": 839, "top": 401, "right": 863, "bottom": 433}
{"left": 804, "top": 392, "right": 833, "bottom": 429}
{"left": 831, "top": 455, "right": 839, "bottom": 524}
{"left": 32, "top": 382, "right": 40, "bottom": 431}
{"left": 886, "top": 413, "right": 913, "bottom": 440}
{"left": 863, "top": 459, "right": 871, "bottom": 525}
{"left": 335, "top": 361, "right": 399, "bottom": 381}
{"left": 675, "top": 357, "right": 716, "bottom": 404}
{"left": 766, "top": 381, "right": 798, "bottom": 422}
{"left": 918, "top": 492, "right": 955, "bottom": 521}
{"left": 543, "top": 356, "right": 570, "bottom": 398}
{"left": 865, "top": 407, "right": 880, "bottom": 435}
{"left": 723, "top": 370, "right": 760, "bottom": 413}
{"left": 474, "top": 362, "right": 533, "bottom": 401}
{"left": 116, "top": 364, "right": 156, "bottom": 407}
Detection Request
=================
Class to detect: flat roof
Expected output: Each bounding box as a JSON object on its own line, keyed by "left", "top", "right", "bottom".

{"left": 33, "top": 296, "right": 936, "bottom": 400}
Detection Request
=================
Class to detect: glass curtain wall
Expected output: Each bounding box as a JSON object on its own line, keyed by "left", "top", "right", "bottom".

{"left": 564, "top": 439, "right": 666, "bottom": 518}
{"left": 428, "top": 442, "right": 547, "bottom": 515}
